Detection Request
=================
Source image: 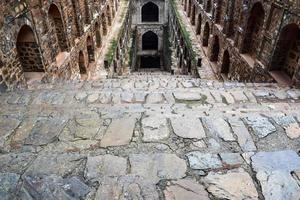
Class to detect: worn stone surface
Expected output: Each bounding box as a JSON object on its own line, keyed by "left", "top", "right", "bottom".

{"left": 202, "top": 117, "right": 235, "bottom": 141}
{"left": 170, "top": 117, "right": 206, "bottom": 139}
{"left": 0, "top": 173, "right": 20, "bottom": 200}
{"left": 164, "top": 179, "right": 210, "bottom": 200}
{"left": 244, "top": 115, "right": 277, "bottom": 138}
{"left": 100, "top": 118, "right": 136, "bottom": 147}
{"left": 142, "top": 116, "right": 169, "bottom": 142}
{"left": 186, "top": 152, "right": 222, "bottom": 170}
{"left": 85, "top": 155, "right": 127, "bottom": 181}
{"left": 204, "top": 169, "right": 259, "bottom": 200}
{"left": 129, "top": 154, "right": 187, "bottom": 183}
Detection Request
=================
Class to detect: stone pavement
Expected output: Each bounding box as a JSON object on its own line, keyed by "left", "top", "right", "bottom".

{"left": 0, "top": 72, "right": 300, "bottom": 199}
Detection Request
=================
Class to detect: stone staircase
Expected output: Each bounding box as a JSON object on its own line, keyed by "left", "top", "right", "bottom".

{"left": 0, "top": 73, "right": 300, "bottom": 199}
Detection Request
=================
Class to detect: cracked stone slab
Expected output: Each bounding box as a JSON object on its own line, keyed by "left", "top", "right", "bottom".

{"left": 0, "top": 116, "right": 21, "bottom": 151}
{"left": 129, "top": 153, "right": 187, "bottom": 183}
{"left": 142, "top": 116, "right": 169, "bottom": 142}
{"left": 243, "top": 115, "right": 276, "bottom": 138}
{"left": 202, "top": 117, "right": 235, "bottom": 141}
{"left": 186, "top": 152, "right": 222, "bottom": 170}
{"left": 220, "top": 153, "right": 244, "bottom": 166}
{"left": 170, "top": 117, "right": 206, "bottom": 139}
{"left": 273, "top": 116, "right": 300, "bottom": 139}
{"left": 0, "top": 153, "right": 36, "bottom": 174}
{"left": 21, "top": 174, "right": 90, "bottom": 200}
{"left": 24, "top": 117, "right": 67, "bottom": 146}
{"left": 164, "top": 179, "right": 209, "bottom": 200}
{"left": 95, "top": 175, "right": 159, "bottom": 200}
{"left": 204, "top": 169, "right": 258, "bottom": 200}
{"left": 146, "top": 93, "right": 166, "bottom": 104}
{"left": 85, "top": 155, "right": 127, "bottom": 181}
{"left": 228, "top": 117, "right": 257, "bottom": 152}
{"left": 100, "top": 117, "right": 136, "bottom": 147}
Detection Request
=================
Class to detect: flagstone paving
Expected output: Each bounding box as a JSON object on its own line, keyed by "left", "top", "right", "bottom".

{"left": 0, "top": 72, "right": 300, "bottom": 199}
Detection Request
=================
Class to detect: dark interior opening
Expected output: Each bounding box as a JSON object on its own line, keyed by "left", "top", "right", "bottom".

{"left": 142, "top": 31, "right": 158, "bottom": 50}
{"left": 140, "top": 56, "right": 160, "bottom": 68}
{"left": 142, "top": 2, "right": 159, "bottom": 22}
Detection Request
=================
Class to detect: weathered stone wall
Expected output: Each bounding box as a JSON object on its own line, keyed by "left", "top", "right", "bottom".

{"left": 182, "top": 0, "right": 300, "bottom": 84}
{"left": 0, "top": 0, "right": 119, "bottom": 91}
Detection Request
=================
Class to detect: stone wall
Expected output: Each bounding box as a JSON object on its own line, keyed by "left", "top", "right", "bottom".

{"left": 182, "top": 0, "right": 300, "bottom": 84}
{"left": 0, "top": 0, "right": 119, "bottom": 91}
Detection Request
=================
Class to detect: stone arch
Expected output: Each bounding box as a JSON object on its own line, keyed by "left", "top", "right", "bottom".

{"left": 203, "top": 22, "right": 210, "bottom": 47}
{"left": 221, "top": 50, "right": 230, "bottom": 75}
{"left": 16, "top": 25, "right": 44, "bottom": 72}
{"left": 95, "top": 22, "right": 102, "bottom": 48}
{"left": 87, "top": 36, "right": 95, "bottom": 63}
{"left": 48, "top": 4, "right": 68, "bottom": 52}
{"left": 78, "top": 51, "right": 86, "bottom": 74}
{"left": 142, "top": 2, "right": 159, "bottom": 22}
{"left": 106, "top": 5, "right": 112, "bottom": 26}
{"left": 101, "top": 13, "right": 107, "bottom": 36}
{"left": 210, "top": 35, "right": 220, "bottom": 62}
{"left": 191, "top": 4, "right": 196, "bottom": 26}
{"left": 241, "top": 2, "right": 265, "bottom": 56}
{"left": 196, "top": 13, "right": 202, "bottom": 35}
{"left": 270, "top": 24, "right": 300, "bottom": 79}
{"left": 142, "top": 31, "right": 158, "bottom": 50}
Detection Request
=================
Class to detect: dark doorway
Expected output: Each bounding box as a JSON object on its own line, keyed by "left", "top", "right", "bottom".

{"left": 142, "top": 2, "right": 159, "bottom": 22}
{"left": 210, "top": 35, "right": 220, "bottom": 62}
{"left": 87, "top": 36, "right": 95, "bottom": 63}
{"left": 203, "top": 22, "right": 210, "bottom": 47}
{"left": 221, "top": 50, "right": 230, "bottom": 75}
{"left": 79, "top": 51, "right": 86, "bottom": 74}
{"left": 270, "top": 24, "right": 300, "bottom": 78}
{"left": 17, "top": 25, "right": 44, "bottom": 72}
{"left": 142, "top": 31, "right": 158, "bottom": 50}
{"left": 141, "top": 56, "right": 160, "bottom": 68}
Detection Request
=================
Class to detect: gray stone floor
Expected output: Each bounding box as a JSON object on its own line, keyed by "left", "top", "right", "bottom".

{"left": 0, "top": 73, "right": 300, "bottom": 199}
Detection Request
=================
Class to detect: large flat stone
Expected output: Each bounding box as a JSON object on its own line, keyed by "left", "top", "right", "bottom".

{"left": 25, "top": 117, "right": 67, "bottom": 146}
{"left": 186, "top": 152, "right": 222, "bottom": 170}
{"left": 204, "top": 169, "right": 258, "bottom": 200}
{"left": 0, "top": 173, "right": 20, "bottom": 200}
{"left": 228, "top": 117, "right": 257, "bottom": 152}
{"left": 0, "top": 116, "right": 21, "bottom": 150}
{"left": 129, "top": 153, "right": 187, "bottom": 183}
{"left": 85, "top": 155, "right": 127, "bottom": 181}
{"left": 243, "top": 115, "right": 276, "bottom": 138}
{"left": 142, "top": 116, "right": 169, "bottom": 142}
{"left": 100, "top": 118, "right": 136, "bottom": 147}
{"left": 251, "top": 150, "right": 300, "bottom": 172}
{"left": 0, "top": 153, "right": 36, "bottom": 174}
{"left": 164, "top": 179, "right": 209, "bottom": 200}
{"left": 173, "top": 92, "right": 203, "bottom": 101}
{"left": 202, "top": 117, "right": 235, "bottom": 141}
{"left": 24, "top": 153, "right": 85, "bottom": 177}
{"left": 256, "top": 170, "right": 300, "bottom": 200}
{"left": 95, "top": 175, "right": 159, "bottom": 200}
{"left": 170, "top": 117, "right": 206, "bottom": 139}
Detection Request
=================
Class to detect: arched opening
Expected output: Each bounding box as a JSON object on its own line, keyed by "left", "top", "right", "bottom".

{"left": 107, "top": 5, "right": 112, "bottom": 26}
{"left": 110, "top": 0, "right": 116, "bottom": 18}
{"left": 142, "top": 2, "right": 159, "bottom": 22}
{"left": 196, "top": 14, "right": 202, "bottom": 35}
{"left": 210, "top": 35, "right": 220, "bottom": 62}
{"left": 221, "top": 50, "right": 230, "bottom": 75}
{"left": 78, "top": 51, "right": 86, "bottom": 74}
{"left": 101, "top": 13, "right": 107, "bottom": 36}
{"left": 215, "top": 0, "right": 222, "bottom": 24}
{"left": 95, "top": 22, "right": 102, "bottom": 48}
{"left": 270, "top": 24, "right": 300, "bottom": 80}
{"left": 191, "top": 5, "right": 196, "bottom": 26}
{"left": 241, "top": 2, "right": 265, "bottom": 56}
{"left": 142, "top": 31, "right": 158, "bottom": 50}
{"left": 84, "top": 0, "right": 90, "bottom": 24}
{"left": 87, "top": 36, "right": 95, "bottom": 63}
{"left": 71, "top": 0, "right": 81, "bottom": 37}
{"left": 48, "top": 4, "right": 68, "bottom": 52}
{"left": 16, "top": 25, "right": 44, "bottom": 72}
{"left": 203, "top": 22, "right": 210, "bottom": 47}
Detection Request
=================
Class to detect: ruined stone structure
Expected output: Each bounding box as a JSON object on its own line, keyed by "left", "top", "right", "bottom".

{"left": 182, "top": 0, "right": 300, "bottom": 85}
{"left": 0, "top": 0, "right": 119, "bottom": 90}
